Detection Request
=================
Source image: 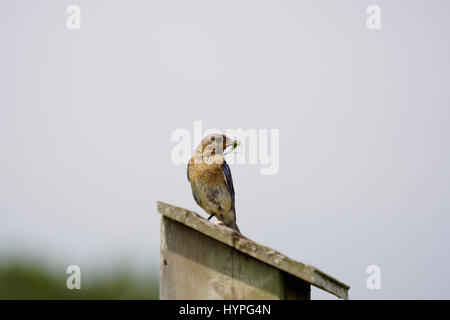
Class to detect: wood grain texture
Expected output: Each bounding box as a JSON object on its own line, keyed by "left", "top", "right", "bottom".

{"left": 157, "top": 201, "right": 349, "bottom": 299}
{"left": 160, "top": 217, "right": 299, "bottom": 299}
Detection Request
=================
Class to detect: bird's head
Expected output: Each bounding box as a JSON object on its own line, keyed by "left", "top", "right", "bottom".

{"left": 196, "top": 133, "right": 241, "bottom": 159}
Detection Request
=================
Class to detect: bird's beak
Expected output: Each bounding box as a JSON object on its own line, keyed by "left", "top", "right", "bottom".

{"left": 224, "top": 140, "right": 241, "bottom": 155}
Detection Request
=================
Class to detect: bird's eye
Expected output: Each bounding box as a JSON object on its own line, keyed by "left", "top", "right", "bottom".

{"left": 210, "top": 136, "right": 215, "bottom": 141}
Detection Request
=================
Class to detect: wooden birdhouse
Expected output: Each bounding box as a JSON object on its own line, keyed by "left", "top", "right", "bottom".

{"left": 157, "top": 201, "right": 350, "bottom": 300}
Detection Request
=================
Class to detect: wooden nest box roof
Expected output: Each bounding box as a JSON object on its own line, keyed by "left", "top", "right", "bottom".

{"left": 157, "top": 201, "right": 350, "bottom": 299}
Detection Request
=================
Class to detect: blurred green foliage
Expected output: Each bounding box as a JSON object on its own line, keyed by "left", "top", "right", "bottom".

{"left": 0, "top": 260, "right": 159, "bottom": 300}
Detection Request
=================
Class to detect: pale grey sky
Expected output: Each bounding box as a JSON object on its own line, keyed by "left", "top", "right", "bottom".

{"left": 1, "top": 1, "right": 450, "bottom": 299}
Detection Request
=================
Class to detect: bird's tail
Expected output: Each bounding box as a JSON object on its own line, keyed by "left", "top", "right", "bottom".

{"left": 226, "top": 218, "right": 241, "bottom": 233}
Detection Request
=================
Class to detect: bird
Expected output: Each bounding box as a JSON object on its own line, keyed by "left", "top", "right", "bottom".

{"left": 187, "top": 134, "right": 241, "bottom": 233}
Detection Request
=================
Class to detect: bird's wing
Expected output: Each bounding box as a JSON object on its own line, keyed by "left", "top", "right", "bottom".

{"left": 221, "top": 161, "right": 235, "bottom": 205}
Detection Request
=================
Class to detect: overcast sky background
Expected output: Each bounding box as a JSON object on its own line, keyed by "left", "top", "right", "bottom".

{"left": 1, "top": 1, "right": 450, "bottom": 299}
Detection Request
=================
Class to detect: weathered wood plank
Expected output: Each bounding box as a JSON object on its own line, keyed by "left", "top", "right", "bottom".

{"left": 161, "top": 217, "right": 308, "bottom": 299}
{"left": 157, "top": 201, "right": 349, "bottom": 299}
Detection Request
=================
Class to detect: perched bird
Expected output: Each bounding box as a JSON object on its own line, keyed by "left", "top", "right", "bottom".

{"left": 187, "top": 134, "right": 241, "bottom": 233}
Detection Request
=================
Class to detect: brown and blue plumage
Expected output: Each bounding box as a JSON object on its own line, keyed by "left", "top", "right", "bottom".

{"left": 187, "top": 134, "right": 241, "bottom": 233}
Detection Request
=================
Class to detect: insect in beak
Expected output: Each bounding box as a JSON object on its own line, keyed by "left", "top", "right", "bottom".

{"left": 224, "top": 140, "right": 241, "bottom": 155}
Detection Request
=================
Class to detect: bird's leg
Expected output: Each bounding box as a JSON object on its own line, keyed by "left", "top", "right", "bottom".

{"left": 214, "top": 213, "right": 224, "bottom": 226}
{"left": 208, "top": 213, "right": 223, "bottom": 225}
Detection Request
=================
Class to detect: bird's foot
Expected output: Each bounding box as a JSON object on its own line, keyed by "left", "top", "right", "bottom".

{"left": 214, "top": 220, "right": 224, "bottom": 226}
